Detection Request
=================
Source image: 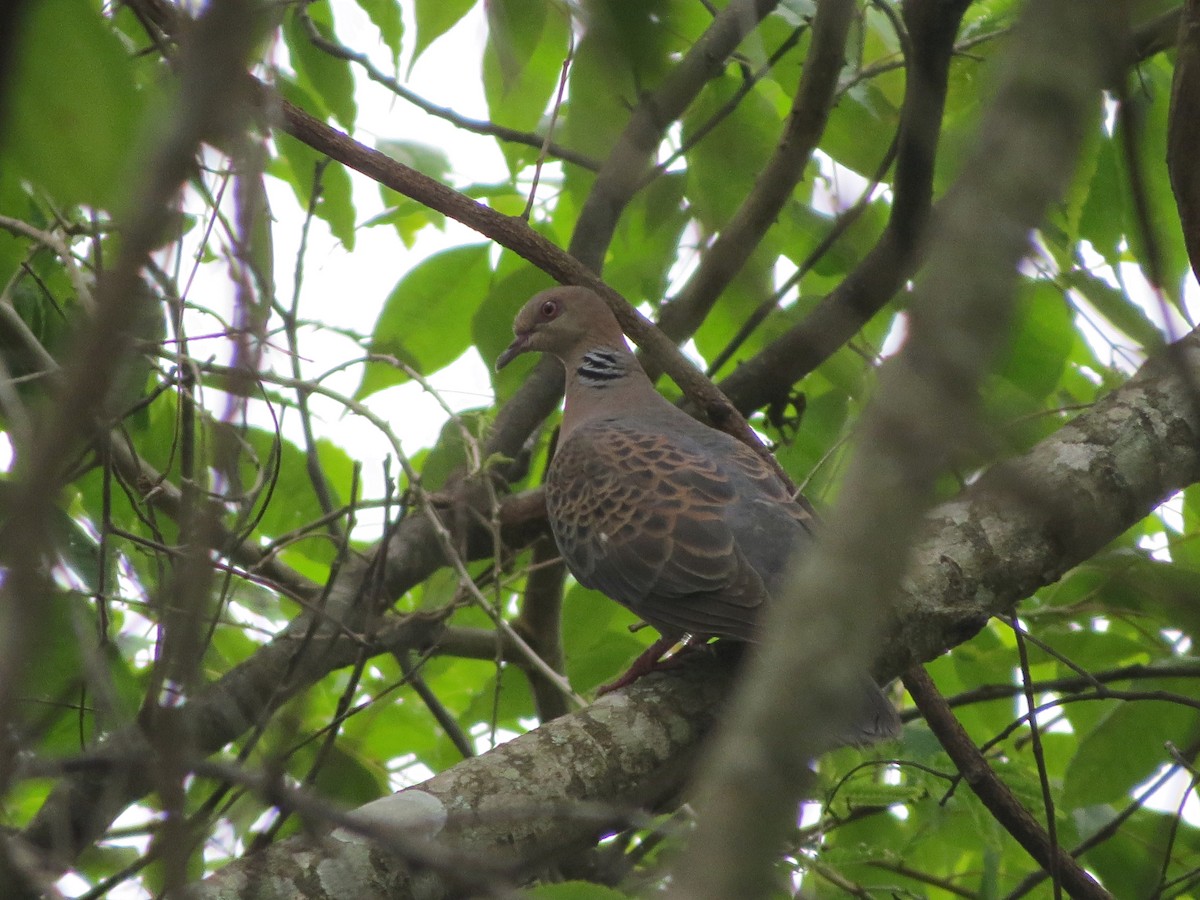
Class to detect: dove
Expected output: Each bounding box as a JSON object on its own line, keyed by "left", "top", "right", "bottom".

{"left": 497, "top": 286, "right": 899, "bottom": 743}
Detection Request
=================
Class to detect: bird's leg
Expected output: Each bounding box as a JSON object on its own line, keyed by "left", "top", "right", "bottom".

{"left": 596, "top": 635, "right": 676, "bottom": 696}
{"left": 596, "top": 633, "right": 712, "bottom": 696}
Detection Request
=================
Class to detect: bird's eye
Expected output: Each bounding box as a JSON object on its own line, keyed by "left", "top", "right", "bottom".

{"left": 540, "top": 300, "right": 559, "bottom": 319}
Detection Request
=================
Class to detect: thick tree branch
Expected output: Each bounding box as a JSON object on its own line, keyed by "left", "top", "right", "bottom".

{"left": 668, "top": 2, "right": 1128, "bottom": 896}
{"left": 191, "top": 327, "right": 1200, "bottom": 898}
{"left": 192, "top": 655, "right": 735, "bottom": 900}
{"left": 884, "top": 329, "right": 1200, "bottom": 675}
{"left": 19, "top": 497, "right": 545, "bottom": 871}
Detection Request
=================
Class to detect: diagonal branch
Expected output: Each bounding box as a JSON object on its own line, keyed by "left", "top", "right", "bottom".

{"left": 188, "top": 324, "right": 1200, "bottom": 899}
{"left": 567, "top": 0, "right": 781, "bottom": 272}
{"left": 667, "top": 2, "right": 1129, "bottom": 895}
{"left": 648, "top": 0, "right": 856, "bottom": 362}
{"left": 277, "top": 101, "right": 768, "bottom": 466}
{"left": 904, "top": 666, "right": 1111, "bottom": 900}
{"left": 715, "top": 0, "right": 973, "bottom": 413}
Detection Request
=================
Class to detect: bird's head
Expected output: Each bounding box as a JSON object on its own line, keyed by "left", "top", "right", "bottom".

{"left": 495, "top": 286, "right": 625, "bottom": 370}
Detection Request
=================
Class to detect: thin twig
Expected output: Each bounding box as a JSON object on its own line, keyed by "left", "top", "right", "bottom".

{"left": 1009, "top": 614, "right": 1062, "bottom": 900}
{"left": 904, "top": 666, "right": 1112, "bottom": 900}
{"left": 296, "top": 10, "right": 599, "bottom": 172}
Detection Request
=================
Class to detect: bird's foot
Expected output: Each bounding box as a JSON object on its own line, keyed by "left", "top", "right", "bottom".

{"left": 596, "top": 634, "right": 711, "bottom": 696}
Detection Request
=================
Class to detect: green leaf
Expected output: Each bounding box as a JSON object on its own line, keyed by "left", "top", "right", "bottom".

{"left": 1079, "top": 136, "right": 1124, "bottom": 264}
{"left": 50, "top": 505, "right": 102, "bottom": 594}
{"left": 1064, "top": 269, "right": 1165, "bottom": 352}
{"left": 473, "top": 265, "right": 557, "bottom": 402}
{"left": 606, "top": 173, "right": 689, "bottom": 304}
{"left": 412, "top": 0, "right": 478, "bottom": 68}
{"left": 559, "top": 2, "right": 704, "bottom": 170}
{"left": 1115, "top": 59, "right": 1190, "bottom": 304}
{"left": 821, "top": 83, "right": 901, "bottom": 181}
{"left": 463, "top": 662, "right": 535, "bottom": 727}
{"left": 1071, "top": 553, "right": 1200, "bottom": 640}
{"left": 376, "top": 139, "right": 452, "bottom": 183}
{"left": 569, "top": 1, "right": 673, "bottom": 93}
{"left": 238, "top": 169, "right": 276, "bottom": 302}
{"left": 271, "top": 104, "right": 358, "bottom": 249}
{"left": 1052, "top": 113, "right": 1105, "bottom": 247}
{"left": 483, "top": 0, "right": 570, "bottom": 172}
{"left": 1083, "top": 808, "right": 1180, "bottom": 899}
{"left": 780, "top": 197, "right": 891, "bottom": 280}
{"left": 523, "top": 882, "right": 634, "bottom": 899}
{"left": 4, "top": 0, "right": 147, "bottom": 209}
{"left": 1176, "top": 485, "right": 1200, "bottom": 571}
{"left": 0, "top": 173, "right": 32, "bottom": 287}
{"left": 682, "top": 75, "right": 781, "bottom": 228}
{"left": 561, "top": 584, "right": 649, "bottom": 693}
{"left": 13, "top": 590, "right": 89, "bottom": 753}
{"left": 283, "top": 5, "right": 358, "bottom": 131}
{"left": 1063, "top": 693, "right": 1200, "bottom": 809}
{"left": 298, "top": 742, "right": 388, "bottom": 806}
{"left": 356, "top": 244, "right": 492, "bottom": 398}
{"left": 561, "top": 31, "right": 636, "bottom": 162}
{"left": 692, "top": 249, "right": 778, "bottom": 370}
{"left": 419, "top": 410, "right": 491, "bottom": 490}
{"left": 356, "top": 0, "right": 404, "bottom": 67}
{"left": 773, "top": 389, "right": 851, "bottom": 500}
{"left": 237, "top": 427, "right": 354, "bottom": 570}
{"left": 994, "top": 280, "right": 1075, "bottom": 402}
{"left": 369, "top": 141, "right": 453, "bottom": 244}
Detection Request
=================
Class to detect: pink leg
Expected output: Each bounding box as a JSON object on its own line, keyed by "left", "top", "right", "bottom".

{"left": 596, "top": 635, "right": 710, "bottom": 695}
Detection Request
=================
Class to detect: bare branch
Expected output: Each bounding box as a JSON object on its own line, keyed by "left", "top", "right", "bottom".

{"left": 904, "top": 666, "right": 1111, "bottom": 900}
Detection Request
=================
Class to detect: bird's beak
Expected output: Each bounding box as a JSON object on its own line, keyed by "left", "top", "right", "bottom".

{"left": 495, "top": 332, "right": 530, "bottom": 371}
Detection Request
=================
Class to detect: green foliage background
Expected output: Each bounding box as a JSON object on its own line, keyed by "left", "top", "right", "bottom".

{"left": 0, "top": 0, "right": 1198, "bottom": 897}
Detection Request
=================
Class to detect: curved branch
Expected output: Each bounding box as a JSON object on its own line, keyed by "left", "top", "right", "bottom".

{"left": 649, "top": 0, "right": 856, "bottom": 360}
{"left": 192, "top": 655, "right": 734, "bottom": 900}
{"left": 567, "top": 0, "right": 781, "bottom": 272}
{"left": 716, "top": 0, "right": 973, "bottom": 414}
{"left": 19, "top": 490, "right": 547, "bottom": 871}
{"left": 190, "top": 325, "right": 1200, "bottom": 899}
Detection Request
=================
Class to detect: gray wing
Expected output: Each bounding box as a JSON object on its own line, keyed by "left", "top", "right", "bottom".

{"left": 546, "top": 419, "right": 805, "bottom": 640}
